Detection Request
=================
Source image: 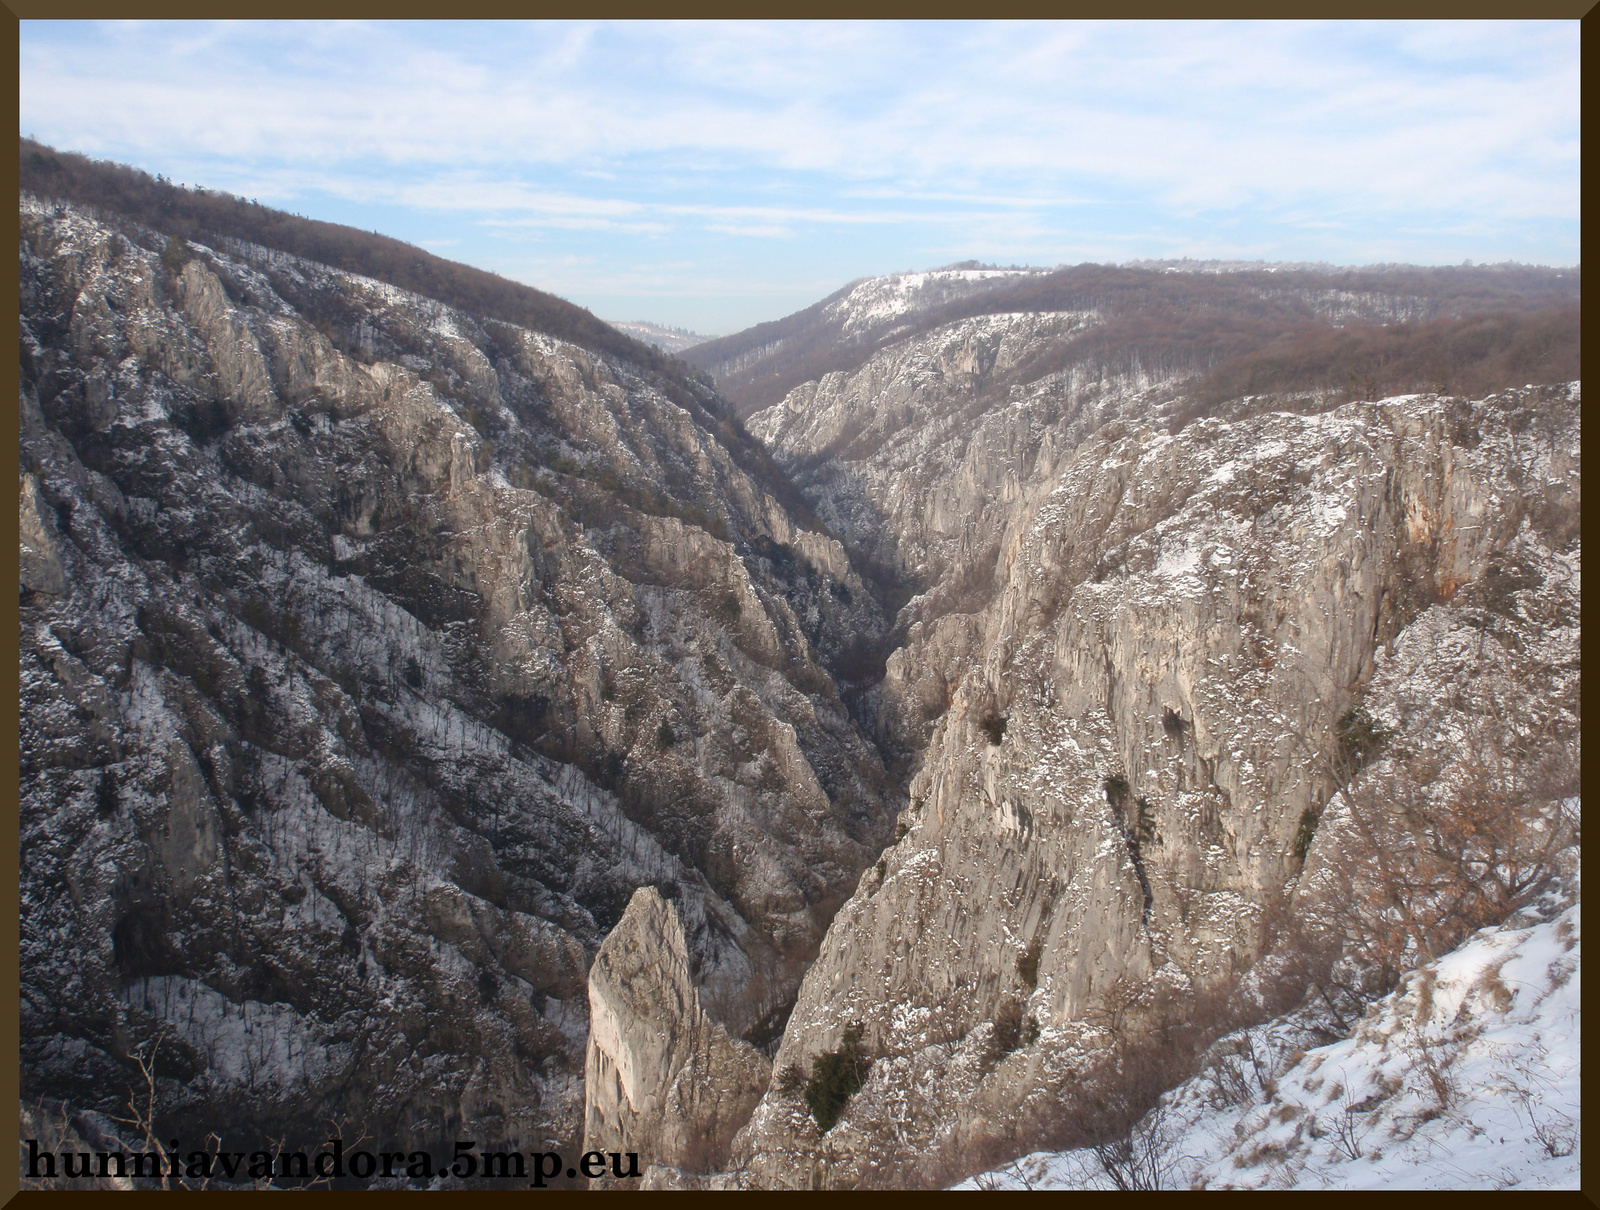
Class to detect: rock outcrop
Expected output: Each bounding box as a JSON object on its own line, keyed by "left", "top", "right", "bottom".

{"left": 583, "top": 888, "right": 770, "bottom": 1179}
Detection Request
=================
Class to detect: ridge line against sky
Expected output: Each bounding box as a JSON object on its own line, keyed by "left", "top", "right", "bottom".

{"left": 19, "top": 19, "right": 1579, "bottom": 334}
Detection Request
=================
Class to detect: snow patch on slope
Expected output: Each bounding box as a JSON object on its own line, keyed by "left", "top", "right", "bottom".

{"left": 958, "top": 883, "right": 1581, "bottom": 1190}
{"left": 824, "top": 268, "right": 1047, "bottom": 338}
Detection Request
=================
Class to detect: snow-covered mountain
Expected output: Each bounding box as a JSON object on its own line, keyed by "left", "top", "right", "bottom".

{"left": 18, "top": 186, "right": 896, "bottom": 1178}
{"left": 680, "top": 265, "right": 1051, "bottom": 416}
{"left": 817, "top": 266, "right": 1048, "bottom": 339}
{"left": 704, "top": 381, "right": 1581, "bottom": 1189}
{"left": 686, "top": 260, "right": 1578, "bottom": 419}
{"left": 652, "top": 260, "right": 1580, "bottom": 1189}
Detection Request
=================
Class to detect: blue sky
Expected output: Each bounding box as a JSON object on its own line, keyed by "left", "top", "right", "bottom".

{"left": 19, "top": 20, "right": 1580, "bottom": 335}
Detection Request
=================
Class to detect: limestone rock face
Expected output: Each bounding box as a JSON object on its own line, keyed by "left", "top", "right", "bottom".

{"left": 583, "top": 887, "right": 770, "bottom": 1178}
{"left": 20, "top": 472, "right": 68, "bottom": 595}
{"left": 18, "top": 196, "right": 895, "bottom": 1164}
{"left": 747, "top": 311, "right": 1102, "bottom": 596}
{"left": 746, "top": 309, "right": 1207, "bottom": 765}
{"left": 729, "top": 378, "right": 1580, "bottom": 1184}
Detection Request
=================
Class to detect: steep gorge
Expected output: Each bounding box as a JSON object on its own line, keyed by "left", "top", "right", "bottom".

{"left": 693, "top": 275, "right": 1580, "bottom": 1187}
{"left": 17, "top": 165, "right": 1580, "bottom": 1190}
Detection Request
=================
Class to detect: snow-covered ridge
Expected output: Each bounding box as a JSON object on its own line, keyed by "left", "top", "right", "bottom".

{"left": 823, "top": 267, "right": 1048, "bottom": 338}
{"left": 959, "top": 881, "right": 1581, "bottom": 1190}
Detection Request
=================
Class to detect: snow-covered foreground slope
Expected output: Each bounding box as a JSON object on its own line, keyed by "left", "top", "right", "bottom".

{"left": 958, "top": 883, "right": 1580, "bottom": 1190}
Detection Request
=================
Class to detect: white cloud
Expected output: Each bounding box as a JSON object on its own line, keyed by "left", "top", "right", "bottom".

{"left": 18, "top": 18, "right": 1577, "bottom": 329}
{"left": 21, "top": 20, "right": 1577, "bottom": 210}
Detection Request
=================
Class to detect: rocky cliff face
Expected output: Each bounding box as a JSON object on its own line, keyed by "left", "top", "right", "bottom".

{"left": 748, "top": 310, "right": 1101, "bottom": 592}
{"left": 583, "top": 887, "right": 770, "bottom": 1179}
{"left": 718, "top": 276, "right": 1579, "bottom": 1185}
{"left": 18, "top": 195, "right": 898, "bottom": 1167}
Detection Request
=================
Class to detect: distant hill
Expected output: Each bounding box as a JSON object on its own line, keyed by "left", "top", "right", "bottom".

{"left": 685, "top": 259, "right": 1580, "bottom": 420}
{"left": 607, "top": 319, "right": 718, "bottom": 355}
{"left": 682, "top": 266, "right": 1049, "bottom": 417}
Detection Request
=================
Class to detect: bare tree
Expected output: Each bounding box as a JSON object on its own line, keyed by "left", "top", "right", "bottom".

{"left": 111, "top": 1029, "right": 173, "bottom": 1191}
{"left": 1499, "top": 1040, "right": 1578, "bottom": 1161}
{"left": 1282, "top": 625, "right": 1578, "bottom": 1022}
{"left": 1308, "top": 710, "right": 1576, "bottom": 990}
{"left": 1329, "top": 1078, "right": 1372, "bottom": 1162}
{"left": 1092, "top": 1099, "right": 1184, "bottom": 1190}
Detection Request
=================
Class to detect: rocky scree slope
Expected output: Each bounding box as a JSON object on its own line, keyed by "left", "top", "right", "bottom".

{"left": 708, "top": 373, "right": 1579, "bottom": 1186}
{"left": 17, "top": 194, "right": 900, "bottom": 1171}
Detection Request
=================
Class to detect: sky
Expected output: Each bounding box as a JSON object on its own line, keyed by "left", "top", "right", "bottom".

{"left": 18, "top": 20, "right": 1581, "bottom": 336}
